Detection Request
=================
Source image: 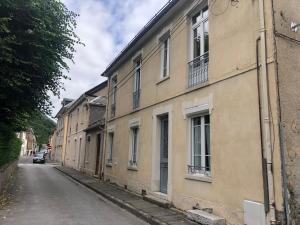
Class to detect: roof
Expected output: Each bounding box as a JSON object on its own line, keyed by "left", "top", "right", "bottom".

{"left": 54, "top": 100, "right": 74, "bottom": 118}
{"left": 67, "top": 80, "right": 108, "bottom": 113}
{"left": 85, "top": 80, "right": 108, "bottom": 96}
{"left": 101, "top": 0, "right": 181, "bottom": 77}
{"left": 88, "top": 96, "right": 106, "bottom": 106}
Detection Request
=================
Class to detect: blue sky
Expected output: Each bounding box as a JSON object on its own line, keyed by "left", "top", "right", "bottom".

{"left": 51, "top": 0, "right": 169, "bottom": 116}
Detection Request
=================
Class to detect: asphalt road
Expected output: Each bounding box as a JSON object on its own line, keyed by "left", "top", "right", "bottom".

{"left": 0, "top": 157, "right": 149, "bottom": 225}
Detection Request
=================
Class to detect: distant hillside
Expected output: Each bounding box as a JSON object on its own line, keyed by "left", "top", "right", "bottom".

{"left": 29, "top": 112, "right": 56, "bottom": 147}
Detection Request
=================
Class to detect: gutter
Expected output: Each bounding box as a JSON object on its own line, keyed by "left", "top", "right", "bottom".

{"left": 258, "top": 0, "right": 277, "bottom": 224}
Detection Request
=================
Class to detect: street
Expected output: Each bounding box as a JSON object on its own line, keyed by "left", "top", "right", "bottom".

{"left": 0, "top": 157, "right": 149, "bottom": 225}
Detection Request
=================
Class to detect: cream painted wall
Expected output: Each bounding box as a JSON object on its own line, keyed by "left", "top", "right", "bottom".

{"left": 102, "top": 1, "right": 283, "bottom": 224}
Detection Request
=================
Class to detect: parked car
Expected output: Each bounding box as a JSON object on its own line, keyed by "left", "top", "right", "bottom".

{"left": 33, "top": 153, "right": 46, "bottom": 164}
{"left": 40, "top": 149, "right": 48, "bottom": 157}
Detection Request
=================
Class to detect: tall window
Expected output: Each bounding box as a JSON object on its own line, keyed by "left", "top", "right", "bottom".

{"left": 129, "top": 127, "right": 139, "bottom": 166}
{"left": 107, "top": 132, "right": 114, "bottom": 164}
{"left": 133, "top": 59, "right": 141, "bottom": 109}
{"left": 189, "top": 114, "right": 210, "bottom": 176}
{"left": 188, "top": 6, "right": 209, "bottom": 87}
{"left": 161, "top": 37, "right": 170, "bottom": 78}
{"left": 111, "top": 75, "right": 117, "bottom": 117}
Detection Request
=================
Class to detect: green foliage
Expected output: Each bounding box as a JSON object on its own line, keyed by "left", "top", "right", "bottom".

{"left": 29, "top": 111, "right": 56, "bottom": 147}
{"left": 0, "top": 0, "right": 80, "bottom": 128}
{"left": 0, "top": 124, "right": 22, "bottom": 167}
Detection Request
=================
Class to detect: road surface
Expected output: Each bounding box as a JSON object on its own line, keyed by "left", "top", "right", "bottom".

{"left": 0, "top": 157, "right": 149, "bottom": 225}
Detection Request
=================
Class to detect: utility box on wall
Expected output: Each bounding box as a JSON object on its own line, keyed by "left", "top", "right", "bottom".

{"left": 244, "top": 200, "right": 265, "bottom": 225}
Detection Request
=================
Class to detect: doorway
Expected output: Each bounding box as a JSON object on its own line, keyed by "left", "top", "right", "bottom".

{"left": 95, "top": 134, "right": 102, "bottom": 176}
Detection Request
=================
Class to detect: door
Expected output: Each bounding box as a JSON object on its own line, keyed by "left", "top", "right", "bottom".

{"left": 160, "top": 115, "right": 168, "bottom": 194}
{"left": 95, "top": 134, "right": 102, "bottom": 176}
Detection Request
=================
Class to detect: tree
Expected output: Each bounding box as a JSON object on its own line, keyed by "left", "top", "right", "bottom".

{"left": 0, "top": 0, "right": 80, "bottom": 129}
{"left": 29, "top": 111, "right": 56, "bottom": 147}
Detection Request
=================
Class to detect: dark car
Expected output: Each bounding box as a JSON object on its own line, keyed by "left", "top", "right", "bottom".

{"left": 33, "top": 153, "right": 45, "bottom": 164}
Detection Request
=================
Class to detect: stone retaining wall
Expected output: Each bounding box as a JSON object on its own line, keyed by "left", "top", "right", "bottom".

{"left": 0, "top": 161, "right": 18, "bottom": 194}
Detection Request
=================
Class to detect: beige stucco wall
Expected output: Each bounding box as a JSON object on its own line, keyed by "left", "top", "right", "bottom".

{"left": 65, "top": 99, "right": 89, "bottom": 170}
{"left": 103, "top": 1, "right": 284, "bottom": 224}
{"left": 273, "top": 0, "right": 300, "bottom": 224}
{"left": 64, "top": 86, "right": 108, "bottom": 171}
{"left": 83, "top": 131, "right": 104, "bottom": 176}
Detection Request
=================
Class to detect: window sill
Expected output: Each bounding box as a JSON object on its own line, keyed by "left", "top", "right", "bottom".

{"left": 156, "top": 76, "right": 170, "bottom": 85}
{"left": 127, "top": 165, "right": 138, "bottom": 171}
{"left": 106, "top": 163, "right": 113, "bottom": 167}
{"left": 185, "top": 174, "right": 212, "bottom": 183}
{"left": 186, "top": 81, "right": 210, "bottom": 93}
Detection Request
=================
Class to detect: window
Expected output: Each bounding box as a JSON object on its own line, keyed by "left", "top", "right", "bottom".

{"left": 189, "top": 114, "right": 210, "bottom": 176}
{"left": 129, "top": 127, "right": 139, "bottom": 167}
{"left": 107, "top": 132, "right": 114, "bottom": 164}
{"left": 133, "top": 58, "right": 141, "bottom": 109}
{"left": 111, "top": 75, "right": 117, "bottom": 117}
{"left": 160, "top": 35, "right": 170, "bottom": 78}
{"left": 188, "top": 6, "right": 209, "bottom": 87}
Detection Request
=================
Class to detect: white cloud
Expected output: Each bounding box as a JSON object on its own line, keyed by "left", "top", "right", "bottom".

{"left": 51, "top": 0, "right": 168, "bottom": 117}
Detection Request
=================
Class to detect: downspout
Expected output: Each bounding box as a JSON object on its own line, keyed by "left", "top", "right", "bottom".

{"left": 258, "top": 0, "right": 277, "bottom": 224}
{"left": 99, "top": 80, "right": 110, "bottom": 180}
{"left": 256, "top": 37, "right": 270, "bottom": 214}
{"left": 270, "top": 0, "right": 289, "bottom": 223}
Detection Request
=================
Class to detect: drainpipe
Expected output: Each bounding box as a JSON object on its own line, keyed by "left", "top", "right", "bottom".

{"left": 99, "top": 80, "right": 110, "bottom": 180}
{"left": 258, "top": 0, "right": 277, "bottom": 224}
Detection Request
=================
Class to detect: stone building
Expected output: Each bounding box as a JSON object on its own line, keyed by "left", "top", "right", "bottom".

{"left": 64, "top": 81, "right": 107, "bottom": 171}
{"left": 54, "top": 98, "right": 74, "bottom": 163}
{"left": 99, "top": 0, "right": 300, "bottom": 224}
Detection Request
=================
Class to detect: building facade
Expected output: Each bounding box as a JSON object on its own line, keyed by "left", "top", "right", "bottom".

{"left": 273, "top": 1, "right": 300, "bottom": 224}
{"left": 82, "top": 96, "right": 106, "bottom": 177}
{"left": 17, "top": 131, "right": 27, "bottom": 156}
{"left": 54, "top": 98, "right": 74, "bottom": 163}
{"left": 99, "top": 0, "right": 299, "bottom": 224}
{"left": 64, "top": 82, "right": 107, "bottom": 172}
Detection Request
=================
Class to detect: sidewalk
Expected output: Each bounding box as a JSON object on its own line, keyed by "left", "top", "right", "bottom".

{"left": 55, "top": 166, "right": 199, "bottom": 225}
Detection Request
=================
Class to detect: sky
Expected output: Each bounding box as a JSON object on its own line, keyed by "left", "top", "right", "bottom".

{"left": 50, "top": 0, "right": 169, "bottom": 117}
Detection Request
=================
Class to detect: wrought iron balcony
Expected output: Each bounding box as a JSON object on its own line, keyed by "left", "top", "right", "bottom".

{"left": 187, "top": 165, "right": 210, "bottom": 176}
{"left": 133, "top": 89, "right": 140, "bottom": 110}
{"left": 188, "top": 52, "right": 209, "bottom": 88}
{"left": 129, "top": 159, "right": 137, "bottom": 167}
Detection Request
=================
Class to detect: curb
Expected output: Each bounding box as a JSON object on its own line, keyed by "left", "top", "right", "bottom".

{"left": 55, "top": 167, "right": 168, "bottom": 225}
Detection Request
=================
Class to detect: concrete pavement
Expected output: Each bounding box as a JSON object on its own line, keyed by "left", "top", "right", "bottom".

{"left": 55, "top": 166, "right": 199, "bottom": 225}
{"left": 0, "top": 157, "right": 149, "bottom": 225}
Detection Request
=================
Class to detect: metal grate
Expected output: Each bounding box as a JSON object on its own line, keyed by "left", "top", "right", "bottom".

{"left": 188, "top": 52, "right": 209, "bottom": 88}
{"left": 188, "top": 165, "right": 210, "bottom": 176}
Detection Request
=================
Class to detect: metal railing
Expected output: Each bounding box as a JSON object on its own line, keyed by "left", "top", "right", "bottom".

{"left": 133, "top": 89, "right": 140, "bottom": 110}
{"left": 111, "top": 103, "right": 116, "bottom": 117}
{"left": 187, "top": 165, "right": 210, "bottom": 176}
{"left": 129, "top": 159, "right": 137, "bottom": 167}
{"left": 188, "top": 52, "right": 209, "bottom": 88}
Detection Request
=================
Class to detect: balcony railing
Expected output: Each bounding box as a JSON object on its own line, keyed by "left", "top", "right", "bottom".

{"left": 187, "top": 165, "right": 210, "bottom": 176}
{"left": 188, "top": 52, "right": 209, "bottom": 88}
{"left": 133, "top": 89, "right": 140, "bottom": 110}
{"left": 111, "top": 103, "right": 116, "bottom": 117}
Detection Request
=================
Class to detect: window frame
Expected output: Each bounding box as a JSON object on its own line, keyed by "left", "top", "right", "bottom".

{"left": 189, "top": 5, "right": 209, "bottom": 61}
{"left": 111, "top": 74, "right": 118, "bottom": 117}
{"left": 133, "top": 56, "right": 142, "bottom": 109}
{"left": 129, "top": 126, "right": 139, "bottom": 168}
{"left": 107, "top": 132, "right": 114, "bottom": 165}
{"left": 160, "top": 32, "right": 170, "bottom": 79}
{"left": 189, "top": 113, "right": 211, "bottom": 177}
{"left": 134, "top": 59, "right": 142, "bottom": 92}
